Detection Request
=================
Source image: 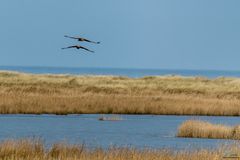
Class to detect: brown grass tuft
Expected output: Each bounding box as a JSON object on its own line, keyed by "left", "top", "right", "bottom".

{"left": 177, "top": 120, "right": 240, "bottom": 139}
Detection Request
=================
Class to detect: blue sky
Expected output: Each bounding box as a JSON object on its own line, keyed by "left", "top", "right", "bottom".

{"left": 0, "top": 0, "right": 240, "bottom": 70}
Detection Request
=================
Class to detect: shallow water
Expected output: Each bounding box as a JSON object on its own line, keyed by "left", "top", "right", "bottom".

{"left": 0, "top": 114, "right": 238, "bottom": 149}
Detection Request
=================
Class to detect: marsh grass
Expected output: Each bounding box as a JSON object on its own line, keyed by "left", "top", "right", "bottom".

{"left": 1, "top": 71, "right": 240, "bottom": 115}
{"left": 0, "top": 139, "right": 240, "bottom": 160}
{"left": 177, "top": 120, "right": 240, "bottom": 140}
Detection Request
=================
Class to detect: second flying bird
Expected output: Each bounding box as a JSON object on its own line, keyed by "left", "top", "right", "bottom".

{"left": 62, "top": 35, "right": 100, "bottom": 53}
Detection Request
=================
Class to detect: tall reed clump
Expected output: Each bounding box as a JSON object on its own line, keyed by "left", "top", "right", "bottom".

{"left": 0, "top": 138, "right": 239, "bottom": 160}
{"left": 0, "top": 139, "right": 44, "bottom": 159}
{"left": 177, "top": 120, "right": 240, "bottom": 140}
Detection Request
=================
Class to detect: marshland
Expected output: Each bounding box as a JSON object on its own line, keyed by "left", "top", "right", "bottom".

{"left": 2, "top": 0, "right": 240, "bottom": 158}
{"left": 2, "top": 70, "right": 240, "bottom": 157}
{"left": 1, "top": 71, "right": 240, "bottom": 115}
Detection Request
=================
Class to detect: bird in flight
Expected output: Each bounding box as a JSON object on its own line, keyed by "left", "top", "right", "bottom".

{"left": 64, "top": 35, "right": 100, "bottom": 44}
{"left": 62, "top": 45, "right": 94, "bottom": 53}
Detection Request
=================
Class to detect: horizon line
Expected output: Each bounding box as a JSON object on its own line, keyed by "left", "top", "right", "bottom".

{"left": 0, "top": 65, "right": 240, "bottom": 72}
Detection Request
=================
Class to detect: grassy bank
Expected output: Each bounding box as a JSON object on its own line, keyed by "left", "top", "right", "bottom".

{"left": 1, "top": 71, "right": 240, "bottom": 115}
{"left": 177, "top": 120, "right": 240, "bottom": 139}
{"left": 0, "top": 139, "right": 238, "bottom": 160}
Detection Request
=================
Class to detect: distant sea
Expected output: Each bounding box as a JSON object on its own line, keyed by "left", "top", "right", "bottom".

{"left": 0, "top": 66, "right": 240, "bottom": 78}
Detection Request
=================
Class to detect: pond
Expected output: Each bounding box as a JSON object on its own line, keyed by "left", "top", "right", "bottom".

{"left": 0, "top": 114, "right": 238, "bottom": 149}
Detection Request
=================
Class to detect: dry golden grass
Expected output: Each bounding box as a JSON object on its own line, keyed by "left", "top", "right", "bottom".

{"left": 1, "top": 71, "right": 240, "bottom": 115}
{"left": 177, "top": 120, "right": 240, "bottom": 139}
{"left": 0, "top": 138, "right": 239, "bottom": 160}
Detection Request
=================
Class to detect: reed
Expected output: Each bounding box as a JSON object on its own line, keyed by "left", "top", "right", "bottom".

{"left": 0, "top": 138, "right": 239, "bottom": 160}
{"left": 1, "top": 71, "right": 240, "bottom": 115}
{"left": 177, "top": 120, "right": 240, "bottom": 139}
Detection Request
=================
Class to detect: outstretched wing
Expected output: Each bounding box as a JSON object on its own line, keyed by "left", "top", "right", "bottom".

{"left": 64, "top": 35, "right": 100, "bottom": 44}
{"left": 61, "top": 46, "right": 77, "bottom": 49}
{"left": 82, "top": 38, "right": 100, "bottom": 44}
{"left": 64, "top": 35, "right": 79, "bottom": 40}
{"left": 79, "top": 46, "right": 94, "bottom": 53}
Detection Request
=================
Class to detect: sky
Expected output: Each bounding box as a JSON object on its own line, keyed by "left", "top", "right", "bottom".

{"left": 0, "top": 0, "right": 240, "bottom": 70}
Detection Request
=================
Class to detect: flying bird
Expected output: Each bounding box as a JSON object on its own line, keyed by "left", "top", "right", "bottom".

{"left": 64, "top": 35, "right": 100, "bottom": 44}
{"left": 62, "top": 45, "right": 94, "bottom": 53}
